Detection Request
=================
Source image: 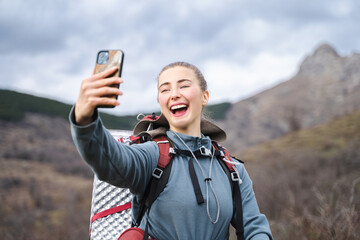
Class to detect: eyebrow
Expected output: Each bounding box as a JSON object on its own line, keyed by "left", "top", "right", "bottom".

{"left": 158, "top": 79, "right": 192, "bottom": 89}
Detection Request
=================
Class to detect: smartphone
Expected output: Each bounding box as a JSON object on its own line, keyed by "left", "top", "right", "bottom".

{"left": 94, "top": 49, "right": 124, "bottom": 108}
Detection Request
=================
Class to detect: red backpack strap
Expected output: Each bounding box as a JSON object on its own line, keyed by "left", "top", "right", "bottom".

{"left": 153, "top": 135, "right": 175, "bottom": 169}
{"left": 118, "top": 135, "right": 142, "bottom": 145}
{"left": 91, "top": 202, "right": 132, "bottom": 224}
{"left": 212, "top": 141, "right": 236, "bottom": 171}
{"left": 89, "top": 202, "right": 132, "bottom": 240}
{"left": 148, "top": 136, "right": 175, "bottom": 196}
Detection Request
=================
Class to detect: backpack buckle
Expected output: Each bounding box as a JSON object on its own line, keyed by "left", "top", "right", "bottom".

{"left": 152, "top": 168, "right": 163, "bottom": 179}
{"left": 220, "top": 151, "right": 225, "bottom": 157}
{"left": 231, "top": 172, "right": 240, "bottom": 182}
{"left": 169, "top": 147, "right": 176, "bottom": 155}
{"left": 199, "top": 146, "right": 212, "bottom": 157}
{"left": 120, "top": 136, "right": 131, "bottom": 145}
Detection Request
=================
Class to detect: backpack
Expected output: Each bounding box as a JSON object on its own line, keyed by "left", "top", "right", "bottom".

{"left": 90, "top": 114, "right": 245, "bottom": 240}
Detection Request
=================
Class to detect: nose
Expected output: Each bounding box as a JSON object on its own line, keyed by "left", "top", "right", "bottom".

{"left": 170, "top": 88, "right": 180, "bottom": 100}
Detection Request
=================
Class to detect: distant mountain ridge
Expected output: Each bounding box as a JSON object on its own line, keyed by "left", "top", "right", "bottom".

{"left": 218, "top": 43, "right": 360, "bottom": 152}
{"left": 0, "top": 89, "right": 138, "bottom": 129}
{"left": 0, "top": 89, "right": 231, "bottom": 129}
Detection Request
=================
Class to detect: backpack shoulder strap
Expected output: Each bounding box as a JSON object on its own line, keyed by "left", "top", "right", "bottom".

{"left": 135, "top": 135, "right": 176, "bottom": 240}
{"left": 212, "top": 141, "right": 245, "bottom": 240}
{"left": 135, "top": 135, "right": 175, "bottom": 226}
{"left": 148, "top": 136, "right": 175, "bottom": 204}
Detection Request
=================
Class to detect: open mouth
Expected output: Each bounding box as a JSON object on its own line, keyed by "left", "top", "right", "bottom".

{"left": 170, "top": 104, "right": 188, "bottom": 116}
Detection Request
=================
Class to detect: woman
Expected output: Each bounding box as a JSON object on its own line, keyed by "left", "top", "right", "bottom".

{"left": 70, "top": 62, "right": 273, "bottom": 239}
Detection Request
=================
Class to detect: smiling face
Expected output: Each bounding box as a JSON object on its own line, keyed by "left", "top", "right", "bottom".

{"left": 158, "top": 65, "right": 209, "bottom": 137}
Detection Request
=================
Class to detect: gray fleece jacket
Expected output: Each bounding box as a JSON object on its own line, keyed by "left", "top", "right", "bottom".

{"left": 69, "top": 108, "right": 273, "bottom": 240}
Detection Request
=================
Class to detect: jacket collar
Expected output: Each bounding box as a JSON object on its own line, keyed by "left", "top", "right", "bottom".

{"left": 133, "top": 113, "right": 226, "bottom": 142}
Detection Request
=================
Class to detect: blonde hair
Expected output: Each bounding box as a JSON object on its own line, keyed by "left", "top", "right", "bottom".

{"left": 157, "top": 61, "right": 208, "bottom": 92}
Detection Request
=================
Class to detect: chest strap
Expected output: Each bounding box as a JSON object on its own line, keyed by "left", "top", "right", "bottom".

{"left": 172, "top": 146, "right": 223, "bottom": 158}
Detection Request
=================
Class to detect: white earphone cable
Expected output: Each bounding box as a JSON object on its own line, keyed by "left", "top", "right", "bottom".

{"left": 173, "top": 132, "right": 220, "bottom": 224}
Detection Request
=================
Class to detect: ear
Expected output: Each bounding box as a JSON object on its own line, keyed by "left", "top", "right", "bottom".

{"left": 202, "top": 90, "right": 209, "bottom": 106}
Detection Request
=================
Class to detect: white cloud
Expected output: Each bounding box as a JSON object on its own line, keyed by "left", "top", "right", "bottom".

{"left": 203, "top": 52, "right": 299, "bottom": 103}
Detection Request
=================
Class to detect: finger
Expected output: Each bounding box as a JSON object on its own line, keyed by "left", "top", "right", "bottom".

{"left": 89, "top": 86, "right": 123, "bottom": 98}
{"left": 79, "top": 77, "right": 122, "bottom": 98}
{"left": 91, "top": 77, "right": 123, "bottom": 89}
{"left": 90, "top": 66, "right": 118, "bottom": 81}
{"left": 88, "top": 96, "right": 120, "bottom": 108}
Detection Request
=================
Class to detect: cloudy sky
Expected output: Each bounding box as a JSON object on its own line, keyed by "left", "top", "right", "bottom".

{"left": 1, "top": 0, "right": 359, "bottom": 115}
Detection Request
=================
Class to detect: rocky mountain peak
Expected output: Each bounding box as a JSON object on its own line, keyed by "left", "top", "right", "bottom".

{"left": 312, "top": 43, "right": 339, "bottom": 58}
{"left": 298, "top": 43, "right": 341, "bottom": 76}
{"left": 219, "top": 44, "right": 360, "bottom": 153}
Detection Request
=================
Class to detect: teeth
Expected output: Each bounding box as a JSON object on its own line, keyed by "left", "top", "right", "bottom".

{"left": 171, "top": 104, "right": 187, "bottom": 110}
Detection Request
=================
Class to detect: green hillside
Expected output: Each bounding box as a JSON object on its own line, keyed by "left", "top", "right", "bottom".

{"left": 0, "top": 89, "right": 230, "bottom": 129}
{"left": 0, "top": 89, "right": 71, "bottom": 121}
{"left": 204, "top": 102, "right": 231, "bottom": 120}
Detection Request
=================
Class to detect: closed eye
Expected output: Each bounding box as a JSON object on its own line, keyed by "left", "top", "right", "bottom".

{"left": 180, "top": 85, "right": 190, "bottom": 89}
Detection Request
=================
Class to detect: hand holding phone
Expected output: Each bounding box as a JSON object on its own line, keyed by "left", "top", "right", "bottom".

{"left": 74, "top": 50, "right": 124, "bottom": 125}
{"left": 95, "top": 50, "right": 124, "bottom": 108}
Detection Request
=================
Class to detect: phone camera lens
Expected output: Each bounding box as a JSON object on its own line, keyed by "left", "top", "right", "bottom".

{"left": 98, "top": 51, "right": 109, "bottom": 64}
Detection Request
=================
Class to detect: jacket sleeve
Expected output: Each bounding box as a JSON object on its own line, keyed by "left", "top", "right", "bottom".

{"left": 69, "top": 107, "right": 159, "bottom": 195}
{"left": 231, "top": 162, "right": 273, "bottom": 240}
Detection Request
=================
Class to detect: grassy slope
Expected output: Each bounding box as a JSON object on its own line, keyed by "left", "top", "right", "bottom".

{"left": 0, "top": 158, "right": 92, "bottom": 239}
{"left": 240, "top": 110, "right": 360, "bottom": 240}
{"left": 241, "top": 110, "right": 360, "bottom": 161}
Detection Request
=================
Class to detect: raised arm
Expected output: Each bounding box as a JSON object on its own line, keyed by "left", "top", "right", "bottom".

{"left": 70, "top": 68, "right": 158, "bottom": 195}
